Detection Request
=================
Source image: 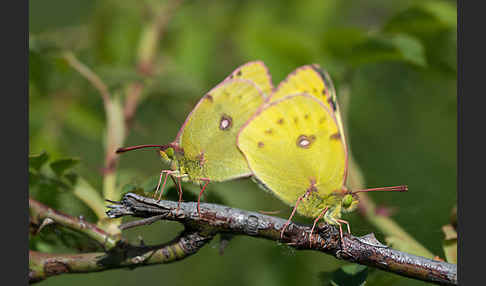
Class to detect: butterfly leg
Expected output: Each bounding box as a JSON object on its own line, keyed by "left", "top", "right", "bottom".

{"left": 309, "top": 207, "right": 329, "bottom": 247}
{"left": 336, "top": 219, "right": 351, "bottom": 234}
{"left": 281, "top": 187, "right": 315, "bottom": 240}
{"left": 335, "top": 219, "right": 351, "bottom": 250}
{"left": 197, "top": 178, "right": 210, "bottom": 217}
{"left": 280, "top": 200, "right": 300, "bottom": 240}
{"left": 154, "top": 170, "right": 172, "bottom": 202}
{"left": 169, "top": 174, "right": 184, "bottom": 212}
{"left": 280, "top": 193, "right": 307, "bottom": 240}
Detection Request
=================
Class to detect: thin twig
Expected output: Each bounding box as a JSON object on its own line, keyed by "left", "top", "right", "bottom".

{"left": 29, "top": 197, "right": 119, "bottom": 250}
{"left": 62, "top": 52, "right": 110, "bottom": 108}
{"left": 119, "top": 214, "right": 166, "bottom": 230}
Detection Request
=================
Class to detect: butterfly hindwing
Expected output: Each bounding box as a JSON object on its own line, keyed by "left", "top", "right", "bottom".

{"left": 178, "top": 79, "right": 265, "bottom": 182}
{"left": 237, "top": 93, "right": 347, "bottom": 213}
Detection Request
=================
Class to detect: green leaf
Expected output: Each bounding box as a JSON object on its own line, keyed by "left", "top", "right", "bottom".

{"left": 29, "top": 152, "right": 49, "bottom": 171}
{"left": 384, "top": 2, "right": 456, "bottom": 36}
{"left": 319, "top": 264, "right": 368, "bottom": 286}
{"left": 389, "top": 34, "right": 427, "bottom": 67}
{"left": 50, "top": 158, "right": 80, "bottom": 177}
{"left": 349, "top": 33, "right": 426, "bottom": 67}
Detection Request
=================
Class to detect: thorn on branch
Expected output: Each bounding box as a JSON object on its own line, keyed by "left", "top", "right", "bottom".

{"left": 119, "top": 215, "right": 166, "bottom": 230}
{"left": 36, "top": 218, "right": 55, "bottom": 234}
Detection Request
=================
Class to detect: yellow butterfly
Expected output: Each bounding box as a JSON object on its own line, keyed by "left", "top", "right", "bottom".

{"left": 237, "top": 66, "right": 406, "bottom": 247}
{"left": 117, "top": 61, "right": 273, "bottom": 213}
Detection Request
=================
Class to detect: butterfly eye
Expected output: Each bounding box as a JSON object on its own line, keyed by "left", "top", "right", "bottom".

{"left": 160, "top": 147, "right": 175, "bottom": 161}
{"left": 342, "top": 194, "right": 353, "bottom": 208}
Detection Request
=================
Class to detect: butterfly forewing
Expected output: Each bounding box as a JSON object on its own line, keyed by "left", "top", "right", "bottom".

{"left": 225, "top": 61, "right": 274, "bottom": 98}
{"left": 178, "top": 79, "right": 265, "bottom": 182}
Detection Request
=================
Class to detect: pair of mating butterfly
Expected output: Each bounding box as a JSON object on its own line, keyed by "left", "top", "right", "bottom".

{"left": 117, "top": 61, "right": 407, "bottom": 247}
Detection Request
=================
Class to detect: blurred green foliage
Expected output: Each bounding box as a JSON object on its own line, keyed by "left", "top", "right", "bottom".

{"left": 29, "top": 0, "right": 456, "bottom": 285}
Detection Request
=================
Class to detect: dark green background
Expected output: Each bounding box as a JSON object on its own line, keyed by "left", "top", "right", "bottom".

{"left": 29, "top": 0, "right": 456, "bottom": 285}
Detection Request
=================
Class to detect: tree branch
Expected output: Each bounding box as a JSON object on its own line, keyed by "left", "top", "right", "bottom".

{"left": 28, "top": 198, "right": 213, "bottom": 284}
{"left": 106, "top": 193, "right": 457, "bottom": 286}
{"left": 62, "top": 51, "right": 111, "bottom": 108}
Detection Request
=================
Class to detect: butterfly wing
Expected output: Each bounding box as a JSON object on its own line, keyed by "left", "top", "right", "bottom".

{"left": 224, "top": 61, "right": 274, "bottom": 98}
{"left": 177, "top": 79, "right": 265, "bottom": 182}
{"left": 270, "top": 65, "right": 346, "bottom": 146}
{"left": 237, "top": 94, "right": 347, "bottom": 214}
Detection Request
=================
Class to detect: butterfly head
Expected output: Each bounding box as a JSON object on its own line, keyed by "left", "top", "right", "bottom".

{"left": 159, "top": 147, "right": 175, "bottom": 163}
{"left": 341, "top": 193, "right": 359, "bottom": 213}
{"left": 158, "top": 144, "right": 186, "bottom": 171}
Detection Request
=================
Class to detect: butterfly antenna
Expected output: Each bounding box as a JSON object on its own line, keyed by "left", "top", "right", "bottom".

{"left": 350, "top": 185, "right": 408, "bottom": 194}
{"left": 116, "top": 144, "right": 172, "bottom": 154}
